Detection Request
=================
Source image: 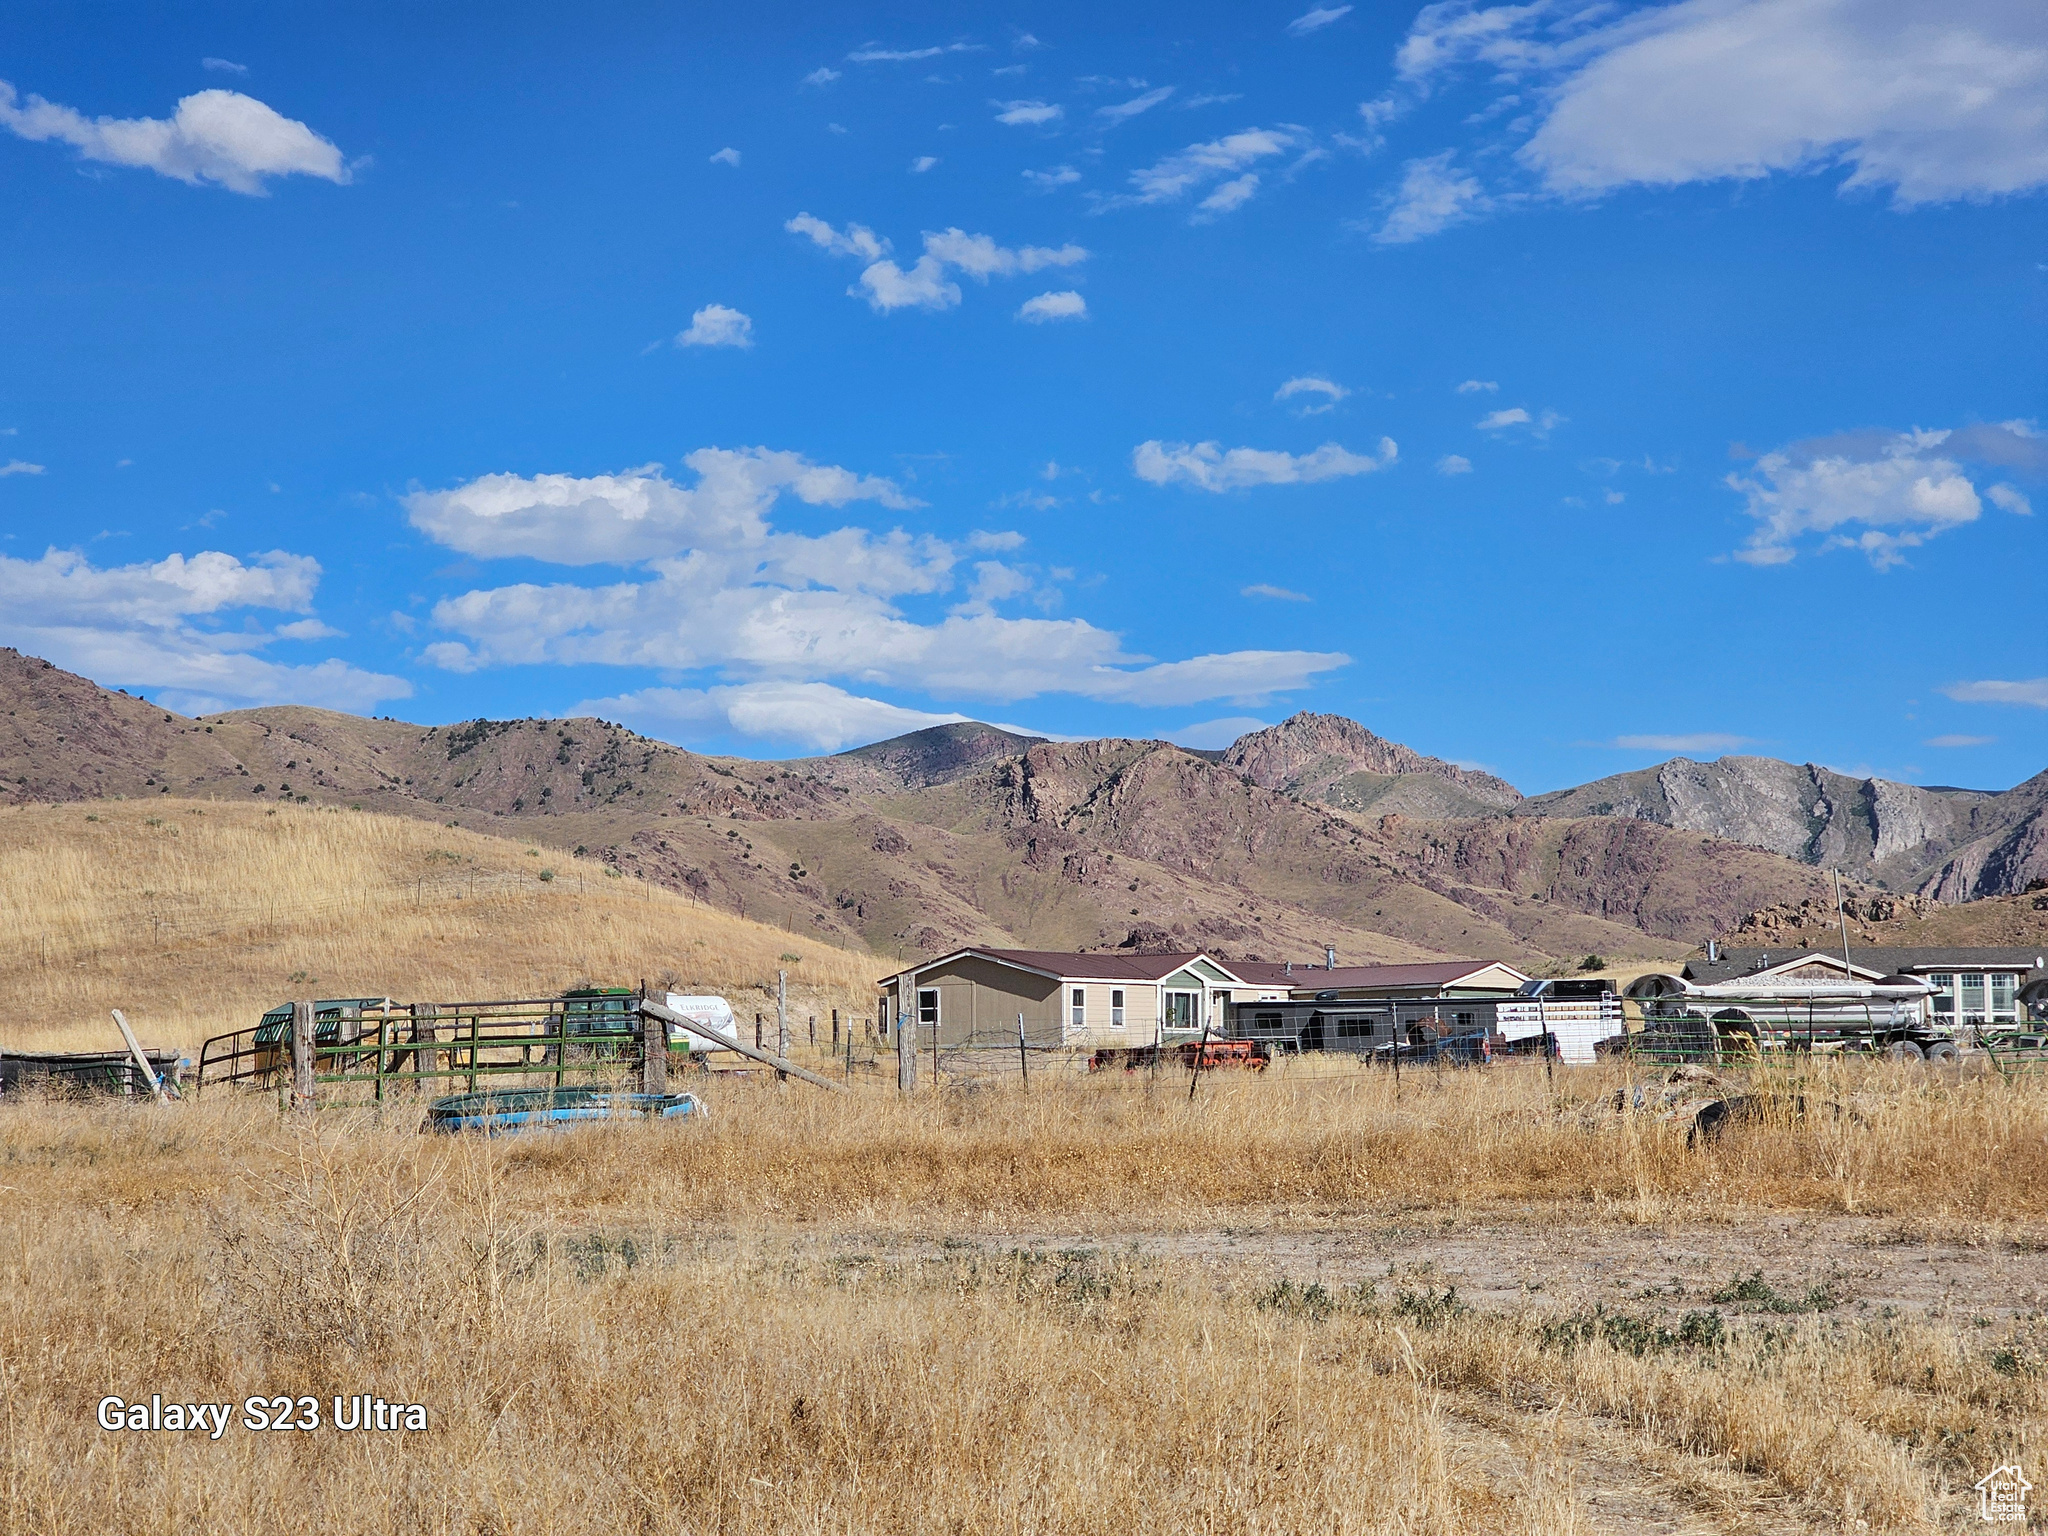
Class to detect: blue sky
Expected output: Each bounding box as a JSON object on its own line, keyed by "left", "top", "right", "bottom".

{"left": 2, "top": 0, "right": 2043, "bottom": 793}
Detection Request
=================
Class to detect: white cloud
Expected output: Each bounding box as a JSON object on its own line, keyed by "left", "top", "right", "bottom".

{"left": 417, "top": 455, "right": 1348, "bottom": 709}
{"left": 784, "top": 212, "right": 890, "bottom": 261}
{"left": 1396, "top": 0, "right": 2048, "bottom": 214}
{"left": 275, "top": 617, "right": 342, "bottom": 640}
{"left": 1168, "top": 716, "right": 1270, "bottom": 750}
{"left": 922, "top": 228, "right": 1087, "bottom": 278}
{"left": 1, "top": 459, "right": 45, "bottom": 477}
{"left": 0, "top": 546, "right": 405, "bottom": 711}
{"left": 850, "top": 43, "right": 983, "bottom": 64}
{"left": 1116, "top": 127, "right": 1299, "bottom": 209}
{"left": 1133, "top": 437, "right": 1397, "bottom": 491}
{"left": 1097, "top": 86, "right": 1175, "bottom": 124}
{"left": 994, "top": 99, "right": 1063, "bottom": 126}
{"left": 1436, "top": 454, "right": 1473, "bottom": 475}
{"left": 1242, "top": 584, "right": 1311, "bottom": 602}
{"left": 1455, "top": 378, "right": 1499, "bottom": 394}
{"left": 802, "top": 67, "right": 842, "bottom": 86}
{"left": 1604, "top": 489, "right": 1625, "bottom": 504}
{"left": 709, "top": 146, "right": 741, "bottom": 166}
{"left": 1477, "top": 405, "right": 1564, "bottom": 437}
{"left": 1287, "top": 6, "right": 1353, "bottom": 37}
{"left": 1024, "top": 164, "right": 1082, "bottom": 190}
{"left": 1185, "top": 93, "right": 1245, "bottom": 109}
{"left": 1198, "top": 172, "right": 1262, "bottom": 215}
{"left": 574, "top": 681, "right": 979, "bottom": 753}
{"left": 1275, "top": 376, "right": 1348, "bottom": 414}
{"left": 404, "top": 449, "right": 920, "bottom": 567}
{"left": 1925, "top": 734, "right": 1995, "bottom": 747}
{"left": 853, "top": 254, "right": 961, "bottom": 312}
{"left": 968, "top": 530, "right": 1027, "bottom": 551}
{"left": 1373, "top": 150, "right": 1489, "bottom": 243}
{"left": 0, "top": 82, "right": 348, "bottom": 194}
{"left": 795, "top": 218, "right": 1088, "bottom": 313}
{"left": 1727, "top": 426, "right": 2032, "bottom": 567}
{"left": 1611, "top": 733, "right": 1758, "bottom": 753}
{"left": 1989, "top": 483, "right": 2034, "bottom": 515}
{"left": 1942, "top": 678, "right": 2048, "bottom": 708}
{"left": 675, "top": 304, "right": 754, "bottom": 348}
{"left": 1018, "top": 290, "right": 1087, "bottom": 323}
{"left": 201, "top": 58, "right": 247, "bottom": 75}
{"left": 910, "top": 155, "right": 939, "bottom": 173}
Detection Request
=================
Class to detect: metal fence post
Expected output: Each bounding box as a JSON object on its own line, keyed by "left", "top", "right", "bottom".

{"left": 1018, "top": 1012, "right": 1029, "bottom": 1087}
{"left": 290, "top": 999, "right": 315, "bottom": 1114}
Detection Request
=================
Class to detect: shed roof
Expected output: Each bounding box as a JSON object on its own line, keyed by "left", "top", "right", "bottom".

{"left": 1685, "top": 947, "right": 2048, "bottom": 985}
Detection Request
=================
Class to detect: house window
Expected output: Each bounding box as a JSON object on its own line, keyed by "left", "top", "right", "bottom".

{"left": 1454, "top": 1011, "right": 1475, "bottom": 1030}
{"left": 1072, "top": 987, "right": 1087, "bottom": 1029}
{"left": 1961, "top": 974, "right": 1987, "bottom": 1022}
{"left": 1163, "top": 991, "right": 1199, "bottom": 1032}
{"left": 1252, "top": 1012, "right": 1285, "bottom": 1033}
{"left": 1335, "top": 1017, "right": 1372, "bottom": 1039}
{"left": 917, "top": 989, "right": 939, "bottom": 1030}
{"left": 1930, "top": 974, "right": 1955, "bottom": 1016}
{"left": 1991, "top": 972, "right": 2018, "bottom": 1019}
{"left": 1111, "top": 989, "right": 1125, "bottom": 1028}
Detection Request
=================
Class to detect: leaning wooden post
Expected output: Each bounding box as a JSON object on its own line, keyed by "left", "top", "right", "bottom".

{"left": 290, "top": 999, "right": 315, "bottom": 1114}
{"left": 1018, "top": 1012, "right": 1029, "bottom": 1087}
{"left": 1188, "top": 1021, "right": 1212, "bottom": 1102}
{"left": 776, "top": 970, "right": 789, "bottom": 1084}
{"left": 110, "top": 1010, "right": 170, "bottom": 1104}
{"left": 640, "top": 989, "right": 668, "bottom": 1095}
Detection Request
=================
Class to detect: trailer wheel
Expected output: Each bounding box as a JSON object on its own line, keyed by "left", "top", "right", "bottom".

{"left": 1921, "top": 1039, "right": 1961, "bottom": 1065}
{"left": 1885, "top": 1039, "right": 1925, "bottom": 1063}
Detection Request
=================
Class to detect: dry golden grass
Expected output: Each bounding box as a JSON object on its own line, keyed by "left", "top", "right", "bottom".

{"left": 0, "top": 798, "right": 883, "bottom": 1054}
{"left": 5, "top": 1071, "right": 2045, "bottom": 1533}
{"left": 11, "top": 799, "right": 2048, "bottom": 1531}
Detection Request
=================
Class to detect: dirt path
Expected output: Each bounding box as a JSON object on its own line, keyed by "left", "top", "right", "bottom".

{"left": 825, "top": 1211, "right": 2048, "bottom": 1321}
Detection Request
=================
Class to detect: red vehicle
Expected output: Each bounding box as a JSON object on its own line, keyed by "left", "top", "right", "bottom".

{"left": 1089, "top": 1038, "right": 1269, "bottom": 1073}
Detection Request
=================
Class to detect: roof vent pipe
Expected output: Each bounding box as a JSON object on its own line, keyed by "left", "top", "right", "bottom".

{"left": 1325, "top": 945, "right": 1337, "bottom": 970}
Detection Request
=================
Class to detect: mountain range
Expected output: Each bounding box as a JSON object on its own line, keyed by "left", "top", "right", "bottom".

{"left": 4, "top": 648, "right": 2042, "bottom": 969}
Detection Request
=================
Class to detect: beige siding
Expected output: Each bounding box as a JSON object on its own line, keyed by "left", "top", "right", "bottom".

{"left": 1067, "top": 980, "right": 1157, "bottom": 1047}
{"left": 895, "top": 955, "right": 1063, "bottom": 1046}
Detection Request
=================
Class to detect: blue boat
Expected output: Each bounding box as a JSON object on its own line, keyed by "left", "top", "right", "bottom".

{"left": 426, "top": 1086, "right": 707, "bottom": 1134}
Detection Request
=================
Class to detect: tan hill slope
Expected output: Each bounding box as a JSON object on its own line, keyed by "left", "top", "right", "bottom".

{"left": 0, "top": 795, "right": 882, "bottom": 1054}
{"left": 5, "top": 648, "right": 1942, "bottom": 970}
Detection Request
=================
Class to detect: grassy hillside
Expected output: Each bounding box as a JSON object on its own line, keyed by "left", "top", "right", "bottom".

{"left": 0, "top": 798, "right": 883, "bottom": 1054}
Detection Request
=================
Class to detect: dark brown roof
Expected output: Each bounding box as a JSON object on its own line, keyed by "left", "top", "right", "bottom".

{"left": 1230, "top": 959, "right": 1508, "bottom": 988}
{"left": 975, "top": 949, "right": 1223, "bottom": 981}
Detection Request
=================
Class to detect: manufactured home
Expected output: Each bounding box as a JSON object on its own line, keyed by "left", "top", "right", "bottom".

{"left": 876, "top": 949, "right": 1251, "bottom": 1050}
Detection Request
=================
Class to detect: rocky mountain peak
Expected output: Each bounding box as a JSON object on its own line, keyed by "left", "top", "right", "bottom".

{"left": 1222, "top": 712, "right": 1522, "bottom": 809}
{"left": 832, "top": 720, "right": 1047, "bottom": 789}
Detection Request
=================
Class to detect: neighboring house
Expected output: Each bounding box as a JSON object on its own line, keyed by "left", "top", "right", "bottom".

{"left": 1681, "top": 948, "right": 2048, "bottom": 1029}
{"left": 1229, "top": 959, "right": 1532, "bottom": 1000}
{"left": 1222, "top": 957, "right": 1588, "bottom": 1058}
{"left": 876, "top": 949, "right": 1250, "bottom": 1050}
